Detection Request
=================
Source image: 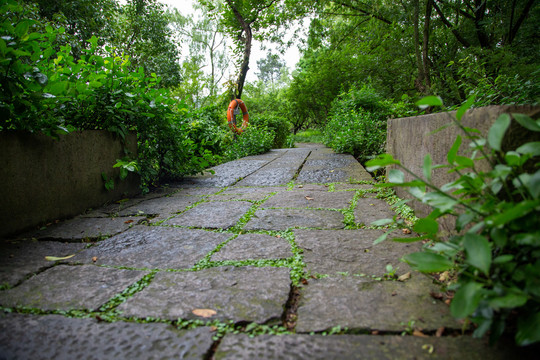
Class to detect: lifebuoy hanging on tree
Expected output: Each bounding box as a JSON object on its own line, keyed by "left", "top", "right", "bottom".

{"left": 227, "top": 99, "right": 249, "bottom": 134}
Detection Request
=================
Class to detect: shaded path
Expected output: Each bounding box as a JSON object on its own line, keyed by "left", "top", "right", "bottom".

{"left": 0, "top": 144, "right": 528, "bottom": 359}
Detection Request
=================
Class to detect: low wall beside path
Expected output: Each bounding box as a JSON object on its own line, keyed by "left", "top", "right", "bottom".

{"left": 386, "top": 105, "right": 540, "bottom": 235}
{"left": 0, "top": 131, "right": 140, "bottom": 239}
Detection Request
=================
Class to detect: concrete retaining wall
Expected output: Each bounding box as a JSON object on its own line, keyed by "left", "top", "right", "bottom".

{"left": 387, "top": 105, "right": 540, "bottom": 236}
{"left": 0, "top": 131, "right": 140, "bottom": 238}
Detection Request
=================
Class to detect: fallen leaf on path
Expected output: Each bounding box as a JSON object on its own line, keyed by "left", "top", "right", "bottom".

{"left": 209, "top": 326, "right": 218, "bottom": 332}
{"left": 422, "top": 344, "right": 434, "bottom": 354}
{"left": 391, "top": 290, "right": 398, "bottom": 296}
{"left": 301, "top": 278, "right": 309, "bottom": 285}
{"left": 397, "top": 272, "right": 411, "bottom": 282}
{"left": 413, "top": 329, "right": 428, "bottom": 337}
{"left": 371, "top": 330, "right": 379, "bottom": 335}
{"left": 298, "top": 185, "right": 303, "bottom": 188}
{"left": 124, "top": 220, "right": 134, "bottom": 224}
{"left": 45, "top": 254, "right": 75, "bottom": 261}
{"left": 92, "top": 256, "right": 98, "bottom": 262}
{"left": 445, "top": 299, "right": 451, "bottom": 305}
{"left": 192, "top": 309, "right": 217, "bottom": 318}
{"left": 276, "top": 235, "right": 281, "bottom": 238}
{"left": 430, "top": 291, "right": 444, "bottom": 300}
{"left": 439, "top": 271, "right": 449, "bottom": 282}
{"left": 436, "top": 327, "right": 445, "bottom": 337}
{"left": 305, "top": 196, "right": 314, "bottom": 200}
{"left": 402, "top": 228, "right": 412, "bottom": 234}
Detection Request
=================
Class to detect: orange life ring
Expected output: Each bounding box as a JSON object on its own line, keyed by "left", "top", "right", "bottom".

{"left": 227, "top": 99, "right": 249, "bottom": 134}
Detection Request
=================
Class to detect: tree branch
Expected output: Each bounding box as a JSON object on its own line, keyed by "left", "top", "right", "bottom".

{"left": 432, "top": 1, "right": 471, "bottom": 48}
{"left": 333, "top": 0, "right": 392, "bottom": 25}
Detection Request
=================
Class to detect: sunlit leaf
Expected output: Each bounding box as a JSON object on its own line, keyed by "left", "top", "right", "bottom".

{"left": 416, "top": 96, "right": 443, "bottom": 109}
{"left": 45, "top": 254, "right": 75, "bottom": 261}
{"left": 456, "top": 95, "right": 476, "bottom": 121}
{"left": 403, "top": 252, "right": 453, "bottom": 273}
{"left": 488, "top": 114, "right": 511, "bottom": 151}
{"left": 447, "top": 135, "right": 462, "bottom": 164}
{"left": 513, "top": 113, "right": 540, "bottom": 132}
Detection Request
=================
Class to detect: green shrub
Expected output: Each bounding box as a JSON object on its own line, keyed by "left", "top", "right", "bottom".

{"left": 223, "top": 124, "right": 275, "bottom": 161}
{"left": 367, "top": 97, "right": 540, "bottom": 346}
{"left": 292, "top": 129, "right": 324, "bottom": 143}
{"left": 250, "top": 114, "right": 291, "bottom": 149}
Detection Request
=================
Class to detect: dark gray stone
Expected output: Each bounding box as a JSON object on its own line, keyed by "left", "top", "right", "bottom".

{"left": 69, "top": 227, "right": 230, "bottom": 269}
{"left": 117, "top": 195, "right": 203, "bottom": 220}
{"left": 263, "top": 191, "right": 354, "bottom": 209}
{"left": 0, "top": 240, "right": 85, "bottom": 287}
{"left": 294, "top": 229, "right": 420, "bottom": 276}
{"left": 291, "top": 184, "right": 329, "bottom": 191}
{"left": 354, "top": 198, "right": 396, "bottom": 226}
{"left": 0, "top": 265, "right": 146, "bottom": 311}
{"left": 295, "top": 169, "right": 350, "bottom": 183}
{"left": 296, "top": 152, "right": 373, "bottom": 183}
{"left": 0, "top": 314, "right": 214, "bottom": 360}
{"left": 214, "top": 187, "right": 284, "bottom": 201}
{"left": 25, "top": 216, "right": 140, "bottom": 241}
{"left": 333, "top": 183, "right": 375, "bottom": 191}
{"left": 295, "top": 274, "right": 459, "bottom": 333}
{"left": 236, "top": 168, "right": 297, "bottom": 186}
{"left": 181, "top": 160, "right": 268, "bottom": 187}
{"left": 166, "top": 201, "right": 252, "bottom": 229}
{"left": 211, "top": 233, "right": 292, "bottom": 261}
{"left": 172, "top": 187, "right": 222, "bottom": 196}
{"left": 118, "top": 266, "right": 290, "bottom": 323}
{"left": 244, "top": 209, "right": 344, "bottom": 230}
{"left": 215, "top": 333, "right": 520, "bottom": 360}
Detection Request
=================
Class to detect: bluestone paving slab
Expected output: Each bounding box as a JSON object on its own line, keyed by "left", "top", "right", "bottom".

{"left": 355, "top": 198, "right": 396, "bottom": 225}
{"left": 334, "top": 183, "right": 375, "bottom": 191}
{"left": 235, "top": 168, "right": 297, "bottom": 186}
{"left": 291, "top": 184, "right": 329, "bottom": 191}
{"left": 294, "top": 229, "right": 419, "bottom": 276}
{"left": 117, "top": 266, "right": 290, "bottom": 323}
{"left": 24, "top": 216, "right": 140, "bottom": 241}
{"left": 180, "top": 159, "right": 268, "bottom": 187}
{"left": 296, "top": 152, "right": 373, "bottom": 183}
{"left": 69, "top": 226, "right": 230, "bottom": 269}
{"left": 117, "top": 195, "right": 203, "bottom": 221}
{"left": 244, "top": 209, "right": 344, "bottom": 230}
{"left": 166, "top": 201, "right": 252, "bottom": 229}
{"left": 0, "top": 240, "right": 85, "bottom": 287}
{"left": 0, "top": 265, "right": 146, "bottom": 311}
{"left": 172, "top": 186, "right": 222, "bottom": 196}
{"left": 214, "top": 333, "right": 520, "bottom": 360}
{"left": 0, "top": 314, "right": 214, "bottom": 360}
{"left": 295, "top": 274, "right": 459, "bottom": 333}
{"left": 210, "top": 233, "right": 292, "bottom": 261}
{"left": 213, "top": 187, "right": 283, "bottom": 201}
{"left": 263, "top": 191, "right": 354, "bottom": 209}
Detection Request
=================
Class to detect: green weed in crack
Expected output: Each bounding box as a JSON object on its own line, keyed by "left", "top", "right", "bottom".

{"left": 191, "top": 234, "right": 239, "bottom": 271}
{"left": 98, "top": 271, "right": 157, "bottom": 313}
{"left": 343, "top": 190, "right": 362, "bottom": 229}
{"left": 229, "top": 193, "right": 277, "bottom": 232}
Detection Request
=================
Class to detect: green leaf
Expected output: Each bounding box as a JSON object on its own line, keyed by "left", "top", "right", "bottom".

{"left": 365, "top": 153, "right": 401, "bottom": 171}
{"left": 450, "top": 281, "right": 483, "bottom": 318}
{"left": 391, "top": 236, "right": 427, "bottom": 243}
{"left": 416, "top": 96, "right": 443, "bottom": 109}
{"left": 14, "top": 20, "right": 30, "bottom": 38}
{"left": 454, "top": 155, "right": 474, "bottom": 168}
{"left": 516, "top": 312, "right": 540, "bottom": 346}
{"left": 489, "top": 200, "right": 539, "bottom": 226}
{"left": 513, "top": 113, "right": 540, "bottom": 132}
{"left": 402, "top": 252, "right": 453, "bottom": 273}
{"left": 527, "top": 170, "right": 540, "bottom": 199}
{"left": 456, "top": 95, "right": 476, "bottom": 121}
{"left": 370, "top": 218, "right": 393, "bottom": 226}
{"left": 516, "top": 142, "right": 540, "bottom": 156}
{"left": 90, "top": 80, "right": 103, "bottom": 88}
{"left": 45, "top": 254, "right": 75, "bottom": 261}
{"left": 488, "top": 289, "right": 527, "bottom": 310}
{"left": 423, "top": 192, "right": 458, "bottom": 213}
{"left": 414, "top": 218, "right": 438, "bottom": 235}
{"left": 447, "top": 135, "right": 462, "bottom": 164}
{"left": 388, "top": 169, "right": 404, "bottom": 183}
{"left": 373, "top": 232, "right": 389, "bottom": 245}
{"left": 463, "top": 233, "right": 491, "bottom": 275}
{"left": 423, "top": 154, "right": 432, "bottom": 182}
{"left": 492, "top": 255, "right": 513, "bottom": 264}
{"left": 488, "top": 114, "right": 511, "bottom": 151}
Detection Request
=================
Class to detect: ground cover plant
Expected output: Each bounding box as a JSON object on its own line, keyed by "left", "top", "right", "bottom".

{"left": 367, "top": 96, "right": 540, "bottom": 346}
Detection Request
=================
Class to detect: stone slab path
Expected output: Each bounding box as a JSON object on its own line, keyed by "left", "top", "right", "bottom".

{"left": 0, "top": 144, "right": 533, "bottom": 359}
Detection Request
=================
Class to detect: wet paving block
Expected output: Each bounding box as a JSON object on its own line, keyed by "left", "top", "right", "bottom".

{"left": 354, "top": 198, "right": 396, "bottom": 226}
{"left": 69, "top": 226, "right": 230, "bottom": 269}
{"left": 235, "top": 168, "right": 297, "bottom": 186}
{"left": 166, "top": 201, "right": 252, "bottom": 229}
{"left": 24, "top": 216, "right": 140, "bottom": 241}
{"left": 263, "top": 191, "right": 354, "bottom": 210}
{"left": 117, "top": 266, "right": 291, "bottom": 323}
{"left": 0, "top": 314, "right": 214, "bottom": 360}
{"left": 211, "top": 233, "right": 292, "bottom": 261}
{"left": 244, "top": 209, "right": 344, "bottom": 231}
{"left": 214, "top": 333, "right": 521, "bottom": 360}
{"left": 213, "top": 187, "right": 284, "bottom": 201}
{"left": 294, "top": 229, "right": 420, "bottom": 277}
{"left": 181, "top": 160, "right": 269, "bottom": 187}
{"left": 0, "top": 240, "right": 85, "bottom": 287}
{"left": 117, "top": 195, "right": 203, "bottom": 220}
{"left": 333, "top": 183, "right": 375, "bottom": 191}
{"left": 296, "top": 153, "right": 373, "bottom": 184}
{"left": 295, "top": 274, "right": 459, "bottom": 333}
{"left": 171, "top": 187, "right": 222, "bottom": 196}
{"left": 0, "top": 265, "right": 146, "bottom": 311}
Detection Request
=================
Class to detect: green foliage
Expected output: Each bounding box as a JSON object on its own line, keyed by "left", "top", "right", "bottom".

{"left": 322, "top": 85, "right": 414, "bottom": 164}
{"left": 250, "top": 114, "right": 291, "bottom": 149}
{"left": 223, "top": 124, "right": 274, "bottom": 161}
{"left": 367, "top": 101, "right": 540, "bottom": 346}
{"left": 292, "top": 129, "right": 324, "bottom": 143}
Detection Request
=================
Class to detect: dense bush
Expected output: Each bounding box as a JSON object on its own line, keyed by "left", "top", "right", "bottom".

{"left": 250, "top": 114, "right": 291, "bottom": 148}
{"left": 322, "top": 85, "right": 414, "bottom": 164}
{"left": 368, "top": 97, "right": 540, "bottom": 346}
{"left": 223, "top": 124, "right": 275, "bottom": 161}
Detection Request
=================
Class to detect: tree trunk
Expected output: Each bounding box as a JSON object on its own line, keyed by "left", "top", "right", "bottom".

{"left": 413, "top": 0, "right": 426, "bottom": 93}
{"left": 225, "top": 0, "right": 252, "bottom": 99}
{"left": 422, "top": 0, "right": 433, "bottom": 91}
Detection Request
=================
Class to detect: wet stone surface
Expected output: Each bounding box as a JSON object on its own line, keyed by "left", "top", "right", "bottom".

{"left": 294, "top": 229, "right": 420, "bottom": 276}
{"left": 263, "top": 191, "right": 354, "bottom": 210}
{"left": 295, "top": 274, "right": 459, "bottom": 333}
{"left": 69, "top": 226, "right": 230, "bottom": 269}
{"left": 117, "top": 266, "right": 290, "bottom": 323}
{"left": 213, "top": 187, "right": 284, "bottom": 201}
{"left": 181, "top": 159, "right": 269, "bottom": 187}
{"left": 0, "top": 240, "right": 85, "bottom": 287}
{"left": 117, "top": 195, "right": 203, "bottom": 220}
{"left": 244, "top": 209, "right": 345, "bottom": 231}
{"left": 24, "top": 216, "right": 140, "bottom": 241}
{"left": 354, "top": 198, "right": 396, "bottom": 226}
{"left": 210, "top": 233, "right": 292, "bottom": 261}
{"left": 235, "top": 167, "right": 297, "bottom": 186}
{"left": 0, "top": 314, "right": 214, "bottom": 360}
{"left": 214, "top": 334, "right": 516, "bottom": 360}
{"left": 0, "top": 265, "right": 146, "bottom": 311}
{"left": 166, "top": 201, "right": 252, "bottom": 229}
